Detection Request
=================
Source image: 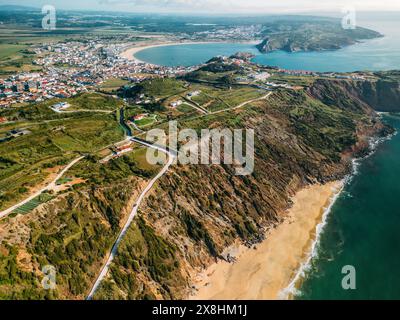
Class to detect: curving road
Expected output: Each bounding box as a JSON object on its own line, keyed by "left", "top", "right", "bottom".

{"left": 0, "top": 156, "right": 85, "bottom": 220}
{"left": 87, "top": 138, "right": 175, "bottom": 299}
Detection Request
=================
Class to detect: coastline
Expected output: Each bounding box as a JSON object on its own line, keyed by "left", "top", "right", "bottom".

{"left": 188, "top": 181, "right": 344, "bottom": 300}
{"left": 119, "top": 42, "right": 187, "bottom": 63}
{"left": 120, "top": 40, "right": 259, "bottom": 64}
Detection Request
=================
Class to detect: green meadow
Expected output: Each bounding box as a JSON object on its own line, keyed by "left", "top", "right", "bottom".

{"left": 0, "top": 94, "right": 125, "bottom": 211}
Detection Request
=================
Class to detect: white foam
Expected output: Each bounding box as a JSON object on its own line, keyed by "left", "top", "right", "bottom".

{"left": 278, "top": 181, "right": 345, "bottom": 299}
{"left": 279, "top": 129, "right": 397, "bottom": 299}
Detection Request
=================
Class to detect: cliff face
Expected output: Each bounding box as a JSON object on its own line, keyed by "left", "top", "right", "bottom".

{"left": 309, "top": 76, "right": 400, "bottom": 112}
{"left": 0, "top": 81, "right": 394, "bottom": 300}
{"left": 359, "top": 79, "right": 400, "bottom": 112}
{"left": 255, "top": 21, "right": 382, "bottom": 53}
{"left": 93, "top": 89, "right": 391, "bottom": 300}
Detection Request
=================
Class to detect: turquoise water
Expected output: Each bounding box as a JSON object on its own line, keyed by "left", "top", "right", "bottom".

{"left": 298, "top": 115, "right": 400, "bottom": 299}
{"left": 135, "top": 15, "right": 400, "bottom": 72}
{"left": 134, "top": 43, "right": 259, "bottom": 67}
{"left": 136, "top": 38, "right": 400, "bottom": 72}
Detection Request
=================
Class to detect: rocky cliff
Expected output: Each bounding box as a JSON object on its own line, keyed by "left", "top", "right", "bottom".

{"left": 93, "top": 89, "right": 392, "bottom": 300}
{"left": 255, "top": 20, "right": 382, "bottom": 53}
{"left": 0, "top": 76, "right": 395, "bottom": 300}
{"left": 308, "top": 73, "right": 400, "bottom": 112}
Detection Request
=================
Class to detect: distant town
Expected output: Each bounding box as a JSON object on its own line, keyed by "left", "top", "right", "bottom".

{"left": 0, "top": 36, "right": 369, "bottom": 111}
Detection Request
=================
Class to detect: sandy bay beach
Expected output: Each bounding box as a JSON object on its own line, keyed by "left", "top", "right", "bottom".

{"left": 119, "top": 40, "right": 260, "bottom": 64}
{"left": 189, "top": 181, "right": 343, "bottom": 300}
{"left": 120, "top": 41, "right": 215, "bottom": 63}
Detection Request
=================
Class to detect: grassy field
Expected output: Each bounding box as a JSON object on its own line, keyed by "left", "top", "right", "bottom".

{"left": 10, "top": 193, "right": 54, "bottom": 216}
{"left": 56, "top": 177, "right": 73, "bottom": 185}
{"left": 0, "top": 40, "right": 42, "bottom": 76}
{"left": 133, "top": 78, "right": 188, "bottom": 100}
{"left": 0, "top": 44, "right": 27, "bottom": 60}
{"left": 99, "top": 78, "right": 130, "bottom": 93}
{"left": 135, "top": 116, "right": 156, "bottom": 127}
{"left": 65, "top": 93, "right": 124, "bottom": 112}
{"left": 0, "top": 94, "right": 126, "bottom": 211}
{"left": 177, "top": 103, "right": 198, "bottom": 114}
{"left": 269, "top": 74, "right": 316, "bottom": 86}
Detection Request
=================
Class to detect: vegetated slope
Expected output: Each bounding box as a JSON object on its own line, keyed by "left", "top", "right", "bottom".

{"left": 309, "top": 72, "right": 400, "bottom": 112}
{"left": 0, "top": 153, "right": 159, "bottom": 299}
{"left": 93, "top": 88, "right": 391, "bottom": 300}
{"left": 0, "top": 73, "right": 395, "bottom": 300}
{"left": 256, "top": 20, "right": 382, "bottom": 53}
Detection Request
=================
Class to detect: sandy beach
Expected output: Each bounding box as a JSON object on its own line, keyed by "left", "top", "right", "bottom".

{"left": 189, "top": 181, "right": 343, "bottom": 300}
{"left": 120, "top": 40, "right": 259, "bottom": 64}
{"left": 120, "top": 41, "right": 213, "bottom": 64}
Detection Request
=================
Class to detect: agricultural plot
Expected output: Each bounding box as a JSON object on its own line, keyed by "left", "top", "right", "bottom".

{"left": 217, "top": 87, "right": 266, "bottom": 106}
{"left": 189, "top": 92, "right": 213, "bottom": 106}
{"left": 0, "top": 105, "right": 124, "bottom": 211}
{"left": 65, "top": 93, "right": 124, "bottom": 112}
{"left": 135, "top": 116, "right": 157, "bottom": 128}
{"left": 176, "top": 103, "right": 199, "bottom": 114}
{"left": 0, "top": 43, "right": 42, "bottom": 76}
{"left": 99, "top": 78, "right": 130, "bottom": 92}
{"left": 10, "top": 193, "right": 54, "bottom": 216}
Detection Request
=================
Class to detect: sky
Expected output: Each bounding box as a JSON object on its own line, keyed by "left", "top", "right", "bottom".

{"left": 1, "top": 0, "right": 400, "bottom": 14}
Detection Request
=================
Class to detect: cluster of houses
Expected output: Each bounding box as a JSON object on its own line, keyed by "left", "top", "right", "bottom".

{"left": 278, "top": 69, "right": 317, "bottom": 76}
{"left": 189, "top": 25, "right": 264, "bottom": 42}
{"left": 99, "top": 142, "right": 134, "bottom": 164}
{"left": 0, "top": 37, "right": 197, "bottom": 108}
{"left": 320, "top": 72, "right": 367, "bottom": 81}
{"left": 0, "top": 70, "right": 88, "bottom": 107}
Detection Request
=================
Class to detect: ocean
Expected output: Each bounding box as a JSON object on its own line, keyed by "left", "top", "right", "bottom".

{"left": 134, "top": 13, "right": 400, "bottom": 72}
{"left": 134, "top": 13, "right": 400, "bottom": 299}
{"left": 298, "top": 114, "right": 400, "bottom": 299}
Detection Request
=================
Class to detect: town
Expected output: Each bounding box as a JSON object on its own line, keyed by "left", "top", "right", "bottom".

{"left": 0, "top": 35, "right": 369, "bottom": 110}
{"left": 0, "top": 37, "right": 194, "bottom": 108}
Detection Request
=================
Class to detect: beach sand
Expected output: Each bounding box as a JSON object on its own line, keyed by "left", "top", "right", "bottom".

{"left": 120, "top": 43, "right": 169, "bottom": 63}
{"left": 120, "top": 42, "right": 212, "bottom": 63}
{"left": 189, "top": 181, "right": 343, "bottom": 300}
{"left": 119, "top": 40, "right": 259, "bottom": 64}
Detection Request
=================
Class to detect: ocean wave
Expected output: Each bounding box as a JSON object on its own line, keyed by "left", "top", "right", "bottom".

{"left": 278, "top": 182, "right": 345, "bottom": 299}
{"left": 349, "top": 131, "right": 396, "bottom": 182}
{"left": 279, "top": 130, "right": 396, "bottom": 300}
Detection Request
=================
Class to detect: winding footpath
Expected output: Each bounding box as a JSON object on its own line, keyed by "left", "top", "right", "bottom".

{"left": 87, "top": 138, "right": 176, "bottom": 299}
{"left": 210, "top": 92, "right": 272, "bottom": 115}
{"left": 0, "top": 156, "right": 84, "bottom": 220}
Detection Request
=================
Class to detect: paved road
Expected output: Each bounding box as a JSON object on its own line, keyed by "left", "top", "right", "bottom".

{"left": 0, "top": 156, "right": 85, "bottom": 220}
{"left": 87, "top": 138, "right": 175, "bottom": 299}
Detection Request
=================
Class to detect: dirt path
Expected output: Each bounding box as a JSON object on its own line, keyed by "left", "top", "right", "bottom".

{"left": 0, "top": 156, "right": 84, "bottom": 220}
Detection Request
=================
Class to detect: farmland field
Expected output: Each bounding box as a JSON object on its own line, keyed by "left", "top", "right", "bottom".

{"left": 10, "top": 193, "right": 54, "bottom": 216}
{"left": 0, "top": 94, "right": 125, "bottom": 211}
